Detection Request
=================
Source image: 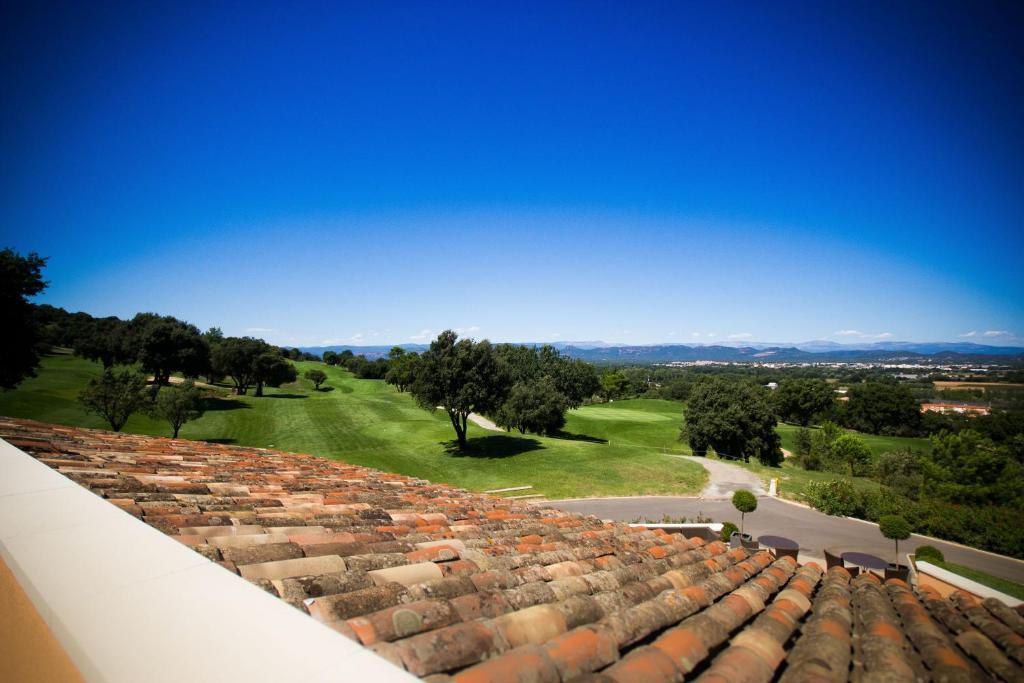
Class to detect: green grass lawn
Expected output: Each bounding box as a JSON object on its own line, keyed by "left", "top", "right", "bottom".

{"left": 0, "top": 352, "right": 705, "bottom": 499}
{"left": 776, "top": 422, "right": 933, "bottom": 458}
{"left": 916, "top": 557, "right": 1024, "bottom": 600}
{"left": 1, "top": 353, "right": 939, "bottom": 501}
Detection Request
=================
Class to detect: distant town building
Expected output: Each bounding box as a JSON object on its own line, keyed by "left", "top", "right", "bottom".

{"left": 920, "top": 401, "right": 990, "bottom": 417}
{"left": 765, "top": 382, "right": 778, "bottom": 390}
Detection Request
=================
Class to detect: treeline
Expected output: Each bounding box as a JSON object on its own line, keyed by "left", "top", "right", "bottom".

{"left": 804, "top": 429, "right": 1024, "bottom": 557}
{"left": 31, "top": 305, "right": 316, "bottom": 396}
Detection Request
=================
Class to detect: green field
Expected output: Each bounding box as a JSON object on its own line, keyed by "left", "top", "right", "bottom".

{"left": 0, "top": 353, "right": 705, "bottom": 499}
{"left": 1, "top": 353, "right": 940, "bottom": 500}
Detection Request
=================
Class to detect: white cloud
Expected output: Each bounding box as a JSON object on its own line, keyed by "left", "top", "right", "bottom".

{"left": 727, "top": 332, "right": 752, "bottom": 340}
{"left": 409, "top": 328, "right": 433, "bottom": 341}
{"left": 550, "top": 332, "right": 561, "bottom": 338}
{"left": 984, "top": 330, "right": 1012, "bottom": 338}
{"left": 959, "top": 331, "right": 978, "bottom": 338}
{"left": 454, "top": 325, "right": 481, "bottom": 336}
{"left": 835, "top": 330, "right": 892, "bottom": 339}
{"left": 245, "top": 327, "right": 278, "bottom": 334}
{"left": 691, "top": 332, "right": 701, "bottom": 338}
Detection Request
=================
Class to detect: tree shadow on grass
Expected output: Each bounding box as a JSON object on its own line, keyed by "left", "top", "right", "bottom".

{"left": 266, "top": 393, "right": 307, "bottom": 399}
{"left": 204, "top": 437, "right": 238, "bottom": 445}
{"left": 314, "top": 386, "right": 336, "bottom": 393}
{"left": 445, "top": 435, "right": 544, "bottom": 459}
{"left": 201, "top": 398, "right": 250, "bottom": 411}
{"left": 548, "top": 430, "right": 608, "bottom": 444}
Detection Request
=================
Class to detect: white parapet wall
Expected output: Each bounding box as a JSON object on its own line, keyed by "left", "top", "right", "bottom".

{"left": 913, "top": 558, "right": 1022, "bottom": 607}
{"left": 0, "top": 438, "right": 416, "bottom": 683}
{"left": 629, "top": 522, "right": 723, "bottom": 542}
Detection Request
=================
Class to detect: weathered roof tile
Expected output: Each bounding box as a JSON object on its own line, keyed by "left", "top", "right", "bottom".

{"left": 3, "top": 416, "right": 1021, "bottom": 682}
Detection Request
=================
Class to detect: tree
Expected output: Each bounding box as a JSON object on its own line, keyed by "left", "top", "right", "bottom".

{"left": 202, "top": 327, "right": 225, "bottom": 383}
{"left": 600, "top": 369, "right": 630, "bottom": 401}
{"left": 252, "top": 352, "right": 296, "bottom": 396}
{"left": 494, "top": 343, "right": 599, "bottom": 408}
{"left": 921, "top": 430, "right": 1024, "bottom": 507}
{"left": 845, "top": 382, "right": 920, "bottom": 435}
{"left": 211, "top": 336, "right": 266, "bottom": 394}
{"left": 129, "top": 313, "right": 210, "bottom": 385}
{"left": 875, "top": 449, "right": 924, "bottom": 500}
{"left": 151, "top": 380, "right": 205, "bottom": 437}
{"left": 544, "top": 353, "right": 599, "bottom": 408}
{"left": 495, "top": 378, "right": 569, "bottom": 435}
{"left": 79, "top": 368, "right": 148, "bottom": 431}
{"left": 773, "top": 379, "right": 835, "bottom": 426}
{"left": 878, "top": 514, "right": 911, "bottom": 566}
{"left": 732, "top": 489, "right": 758, "bottom": 535}
{"left": 73, "top": 316, "right": 134, "bottom": 369}
{"left": 410, "top": 330, "right": 509, "bottom": 449}
{"left": 323, "top": 350, "right": 340, "bottom": 366}
{"left": 682, "top": 377, "right": 783, "bottom": 466}
{"left": 305, "top": 368, "right": 328, "bottom": 390}
{"left": 794, "top": 427, "right": 813, "bottom": 459}
{"left": 828, "top": 433, "right": 873, "bottom": 476}
{"left": 0, "top": 248, "right": 47, "bottom": 389}
{"left": 385, "top": 351, "right": 420, "bottom": 392}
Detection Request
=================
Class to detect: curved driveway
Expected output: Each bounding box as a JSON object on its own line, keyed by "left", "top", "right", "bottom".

{"left": 547, "top": 454, "right": 1024, "bottom": 585}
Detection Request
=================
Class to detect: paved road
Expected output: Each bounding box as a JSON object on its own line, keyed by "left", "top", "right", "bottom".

{"left": 546, "top": 496, "right": 1024, "bottom": 584}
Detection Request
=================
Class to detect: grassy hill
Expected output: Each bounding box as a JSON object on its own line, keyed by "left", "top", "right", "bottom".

{"left": 0, "top": 352, "right": 706, "bottom": 499}
{"left": 1, "top": 352, "right": 936, "bottom": 500}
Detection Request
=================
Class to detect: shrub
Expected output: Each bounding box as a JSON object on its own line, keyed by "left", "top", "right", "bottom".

{"left": 720, "top": 522, "right": 739, "bottom": 542}
{"left": 803, "top": 480, "right": 865, "bottom": 517}
{"left": 914, "top": 545, "right": 944, "bottom": 564}
{"left": 732, "top": 489, "right": 758, "bottom": 534}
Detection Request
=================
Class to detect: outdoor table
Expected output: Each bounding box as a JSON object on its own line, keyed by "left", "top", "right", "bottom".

{"left": 758, "top": 535, "right": 799, "bottom": 560}
{"left": 841, "top": 551, "right": 888, "bottom": 572}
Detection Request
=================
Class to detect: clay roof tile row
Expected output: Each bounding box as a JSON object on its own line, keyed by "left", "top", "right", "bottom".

{"left": 2, "top": 416, "right": 1022, "bottom": 682}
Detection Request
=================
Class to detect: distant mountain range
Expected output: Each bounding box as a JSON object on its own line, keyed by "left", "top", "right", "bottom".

{"left": 299, "top": 340, "right": 1024, "bottom": 364}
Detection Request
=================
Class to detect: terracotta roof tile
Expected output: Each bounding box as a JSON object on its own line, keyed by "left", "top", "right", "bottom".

{"left": 2, "top": 416, "right": 1021, "bottom": 682}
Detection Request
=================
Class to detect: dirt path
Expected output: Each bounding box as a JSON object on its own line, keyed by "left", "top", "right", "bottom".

{"left": 468, "top": 413, "right": 504, "bottom": 432}
{"left": 666, "top": 455, "right": 766, "bottom": 498}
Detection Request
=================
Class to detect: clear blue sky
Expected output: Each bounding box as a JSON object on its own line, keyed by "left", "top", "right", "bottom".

{"left": 2, "top": 1, "right": 1022, "bottom": 347}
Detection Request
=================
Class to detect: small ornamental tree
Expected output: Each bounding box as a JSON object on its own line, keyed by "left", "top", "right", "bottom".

{"left": 732, "top": 489, "right": 758, "bottom": 535}
{"left": 79, "top": 368, "right": 149, "bottom": 431}
{"left": 879, "top": 514, "right": 911, "bottom": 566}
{"left": 152, "top": 380, "right": 205, "bottom": 438}
{"left": 720, "top": 522, "right": 739, "bottom": 542}
{"left": 305, "top": 368, "right": 328, "bottom": 390}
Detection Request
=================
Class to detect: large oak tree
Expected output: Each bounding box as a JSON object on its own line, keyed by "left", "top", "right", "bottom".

{"left": 411, "top": 330, "right": 509, "bottom": 449}
{"left": 683, "top": 376, "right": 783, "bottom": 466}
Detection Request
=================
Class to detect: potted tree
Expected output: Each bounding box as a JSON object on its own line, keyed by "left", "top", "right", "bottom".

{"left": 731, "top": 490, "right": 759, "bottom": 550}
{"left": 879, "top": 514, "right": 911, "bottom": 581}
